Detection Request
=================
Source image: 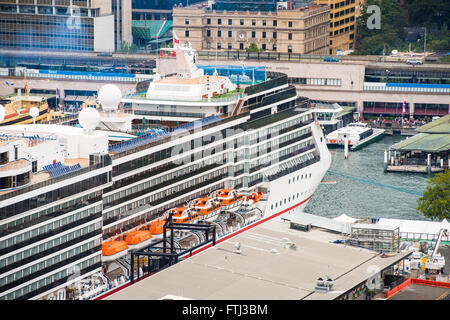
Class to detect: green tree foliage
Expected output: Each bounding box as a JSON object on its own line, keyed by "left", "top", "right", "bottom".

{"left": 417, "top": 170, "right": 450, "bottom": 221}
{"left": 405, "top": 0, "right": 449, "bottom": 30}
{"left": 355, "top": 0, "right": 407, "bottom": 55}
{"left": 245, "top": 43, "right": 262, "bottom": 53}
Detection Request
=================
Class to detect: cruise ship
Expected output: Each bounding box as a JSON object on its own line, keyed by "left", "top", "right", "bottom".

{"left": 0, "top": 40, "right": 331, "bottom": 300}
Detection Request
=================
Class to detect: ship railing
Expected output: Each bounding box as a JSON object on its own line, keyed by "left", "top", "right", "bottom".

{"left": 0, "top": 162, "right": 106, "bottom": 202}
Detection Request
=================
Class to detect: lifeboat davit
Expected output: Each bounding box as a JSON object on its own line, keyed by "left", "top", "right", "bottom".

{"left": 102, "top": 239, "right": 129, "bottom": 261}
{"left": 213, "top": 188, "right": 244, "bottom": 209}
{"left": 189, "top": 197, "right": 221, "bottom": 220}
{"left": 246, "top": 191, "right": 264, "bottom": 204}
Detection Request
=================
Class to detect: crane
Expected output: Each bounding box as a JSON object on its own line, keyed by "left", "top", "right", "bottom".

{"left": 425, "top": 228, "right": 448, "bottom": 274}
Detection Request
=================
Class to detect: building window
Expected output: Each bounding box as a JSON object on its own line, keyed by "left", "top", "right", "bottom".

{"left": 206, "top": 29, "right": 211, "bottom": 37}
{"left": 262, "top": 20, "right": 266, "bottom": 26}
{"left": 273, "top": 44, "right": 277, "bottom": 51}
{"left": 288, "top": 21, "right": 293, "bottom": 27}
{"left": 252, "top": 19, "right": 256, "bottom": 26}
{"left": 288, "top": 33, "right": 292, "bottom": 40}
{"left": 217, "top": 30, "right": 221, "bottom": 37}
{"left": 207, "top": 18, "right": 211, "bottom": 24}
{"left": 228, "top": 19, "right": 232, "bottom": 25}
{"left": 240, "top": 43, "right": 244, "bottom": 50}
{"left": 185, "top": 19, "right": 189, "bottom": 25}
{"left": 252, "top": 31, "right": 255, "bottom": 38}
{"left": 262, "top": 31, "right": 266, "bottom": 38}
{"left": 288, "top": 45, "right": 292, "bottom": 53}
{"left": 217, "top": 43, "right": 221, "bottom": 49}
{"left": 262, "top": 44, "right": 266, "bottom": 50}
{"left": 228, "top": 30, "right": 232, "bottom": 37}
{"left": 273, "top": 32, "right": 277, "bottom": 39}
{"left": 207, "top": 42, "right": 211, "bottom": 49}
{"left": 273, "top": 20, "right": 277, "bottom": 26}
{"left": 185, "top": 30, "right": 189, "bottom": 37}
{"left": 228, "top": 43, "right": 232, "bottom": 49}
{"left": 240, "top": 19, "right": 244, "bottom": 25}
{"left": 218, "top": 18, "right": 221, "bottom": 25}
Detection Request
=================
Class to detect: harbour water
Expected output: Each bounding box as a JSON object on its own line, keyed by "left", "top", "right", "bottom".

{"left": 304, "top": 134, "right": 432, "bottom": 221}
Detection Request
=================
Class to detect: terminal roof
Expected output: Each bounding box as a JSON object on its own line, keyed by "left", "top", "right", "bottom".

{"left": 106, "top": 218, "right": 410, "bottom": 300}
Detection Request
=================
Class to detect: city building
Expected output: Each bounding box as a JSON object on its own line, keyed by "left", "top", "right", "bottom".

{"left": 172, "top": 2, "right": 330, "bottom": 54}
{"left": 0, "top": 0, "right": 132, "bottom": 52}
{"left": 314, "top": 0, "right": 357, "bottom": 55}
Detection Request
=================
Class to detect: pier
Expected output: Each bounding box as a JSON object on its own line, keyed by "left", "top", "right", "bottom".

{"left": 384, "top": 115, "right": 450, "bottom": 174}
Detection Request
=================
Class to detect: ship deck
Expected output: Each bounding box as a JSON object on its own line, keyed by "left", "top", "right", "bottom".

{"left": 105, "top": 217, "right": 411, "bottom": 300}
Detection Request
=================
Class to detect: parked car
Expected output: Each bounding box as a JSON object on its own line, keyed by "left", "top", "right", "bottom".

{"left": 323, "top": 56, "right": 340, "bottom": 62}
{"left": 406, "top": 58, "right": 423, "bottom": 65}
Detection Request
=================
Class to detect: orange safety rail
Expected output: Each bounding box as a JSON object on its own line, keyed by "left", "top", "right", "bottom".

{"left": 386, "top": 278, "right": 412, "bottom": 299}
{"left": 386, "top": 278, "right": 450, "bottom": 299}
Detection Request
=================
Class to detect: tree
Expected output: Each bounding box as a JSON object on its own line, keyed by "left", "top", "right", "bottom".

{"left": 245, "top": 43, "right": 262, "bottom": 53}
{"left": 417, "top": 170, "right": 450, "bottom": 221}
{"left": 354, "top": 0, "right": 407, "bottom": 55}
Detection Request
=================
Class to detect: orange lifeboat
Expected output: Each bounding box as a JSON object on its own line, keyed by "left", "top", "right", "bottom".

{"left": 214, "top": 188, "right": 244, "bottom": 208}
{"left": 246, "top": 191, "right": 263, "bottom": 204}
{"left": 119, "top": 229, "right": 152, "bottom": 246}
{"left": 102, "top": 239, "right": 129, "bottom": 260}
{"left": 190, "top": 197, "right": 221, "bottom": 219}
{"left": 169, "top": 207, "right": 199, "bottom": 224}
{"left": 147, "top": 218, "right": 165, "bottom": 235}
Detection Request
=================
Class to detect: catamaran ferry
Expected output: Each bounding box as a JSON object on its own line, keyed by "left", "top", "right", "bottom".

{"left": 0, "top": 39, "right": 331, "bottom": 300}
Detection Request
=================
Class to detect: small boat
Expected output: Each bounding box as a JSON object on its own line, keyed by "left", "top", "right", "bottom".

{"left": 101, "top": 239, "right": 129, "bottom": 261}
{"left": 168, "top": 207, "right": 199, "bottom": 224}
{"left": 189, "top": 197, "right": 221, "bottom": 220}
{"left": 326, "top": 122, "right": 385, "bottom": 150}
{"left": 143, "top": 218, "right": 166, "bottom": 238}
{"left": 246, "top": 191, "right": 264, "bottom": 204}
{"left": 118, "top": 229, "right": 153, "bottom": 249}
{"left": 212, "top": 188, "right": 244, "bottom": 210}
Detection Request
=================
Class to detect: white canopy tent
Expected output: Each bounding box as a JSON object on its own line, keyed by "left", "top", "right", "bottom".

{"left": 332, "top": 214, "right": 359, "bottom": 224}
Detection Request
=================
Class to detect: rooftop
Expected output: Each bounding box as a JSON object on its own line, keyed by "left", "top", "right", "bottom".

{"left": 416, "top": 114, "right": 450, "bottom": 134}
{"left": 106, "top": 217, "right": 411, "bottom": 300}
{"left": 390, "top": 132, "right": 450, "bottom": 152}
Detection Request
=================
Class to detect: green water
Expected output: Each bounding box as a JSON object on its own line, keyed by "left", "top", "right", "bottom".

{"left": 304, "top": 134, "right": 432, "bottom": 221}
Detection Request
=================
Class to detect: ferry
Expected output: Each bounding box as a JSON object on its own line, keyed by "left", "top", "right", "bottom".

{"left": 326, "top": 122, "right": 385, "bottom": 151}
{"left": 0, "top": 37, "right": 331, "bottom": 300}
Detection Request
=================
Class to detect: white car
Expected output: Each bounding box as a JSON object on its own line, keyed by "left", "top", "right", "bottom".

{"left": 406, "top": 58, "right": 423, "bottom": 65}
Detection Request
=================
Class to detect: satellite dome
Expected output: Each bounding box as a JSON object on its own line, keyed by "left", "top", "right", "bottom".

{"left": 98, "top": 84, "right": 122, "bottom": 111}
{"left": 78, "top": 107, "right": 100, "bottom": 130}
{"left": 29, "top": 107, "right": 39, "bottom": 118}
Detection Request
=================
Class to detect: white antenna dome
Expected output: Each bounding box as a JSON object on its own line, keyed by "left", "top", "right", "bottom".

{"left": 0, "top": 105, "right": 5, "bottom": 122}
{"left": 78, "top": 107, "right": 100, "bottom": 131}
{"left": 29, "top": 106, "right": 39, "bottom": 118}
{"left": 98, "top": 84, "right": 122, "bottom": 111}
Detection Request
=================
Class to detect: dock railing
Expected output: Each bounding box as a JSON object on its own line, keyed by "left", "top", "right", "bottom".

{"left": 400, "top": 232, "right": 450, "bottom": 243}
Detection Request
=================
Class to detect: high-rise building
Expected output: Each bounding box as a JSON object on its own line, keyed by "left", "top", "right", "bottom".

{"left": 173, "top": 2, "right": 330, "bottom": 55}
{"left": 314, "top": 0, "right": 356, "bottom": 55}
{"left": 0, "top": 0, "right": 132, "bottom": 52}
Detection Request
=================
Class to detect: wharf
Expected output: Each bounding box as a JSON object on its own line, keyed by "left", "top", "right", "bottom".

{"left": 386, "top": 164, "right": 444, "bottom": 173}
